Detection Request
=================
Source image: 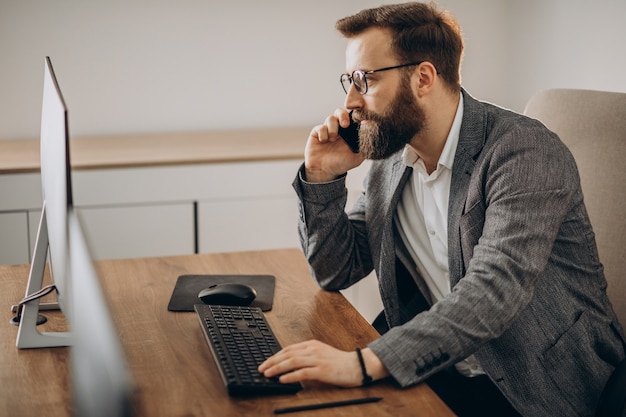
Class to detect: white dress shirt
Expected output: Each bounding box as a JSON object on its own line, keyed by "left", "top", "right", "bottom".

{"left": 395, "top": 94, "right": 484, "bottom": 377}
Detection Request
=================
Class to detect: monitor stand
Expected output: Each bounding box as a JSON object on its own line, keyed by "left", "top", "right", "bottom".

{"left": 14, "top": 204, "right": 72, "bottom": 349}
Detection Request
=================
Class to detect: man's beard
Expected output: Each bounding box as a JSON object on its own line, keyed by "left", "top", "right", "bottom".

{"left": 354, "top": 81, "right": 426, "bottom": 160}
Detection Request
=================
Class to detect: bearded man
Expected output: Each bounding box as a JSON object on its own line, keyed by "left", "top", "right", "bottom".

{"left": 259, "top": 3, "right": 625, "bottom": 416}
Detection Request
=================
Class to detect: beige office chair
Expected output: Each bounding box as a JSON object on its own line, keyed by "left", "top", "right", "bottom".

{"left": 524, "top": 88, "right": 626, "bottom": 417}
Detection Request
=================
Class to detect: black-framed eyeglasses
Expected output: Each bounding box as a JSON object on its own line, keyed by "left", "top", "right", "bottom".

{"left": 340, "top": 61, "right": 424, "bottom": 95}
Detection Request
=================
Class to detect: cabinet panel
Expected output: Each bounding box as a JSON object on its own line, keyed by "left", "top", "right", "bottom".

{"left": 76, "top": 203, "right": 195, "bottom": 260}
{"left": 198, "top": 196, "right": 299, "bottom": 254}
{"left": 0, "top": 174, "right": 41, "bottom": 211}
{"left": 0, "top": 212, "right": 30, "bottom": 265}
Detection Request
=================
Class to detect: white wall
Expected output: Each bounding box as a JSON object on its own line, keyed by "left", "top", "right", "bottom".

{"left": 1, "top": 0, "right": 625, "bottom": 140}
{"left": 504, "top": 0, "right": 626, "bottom": 112}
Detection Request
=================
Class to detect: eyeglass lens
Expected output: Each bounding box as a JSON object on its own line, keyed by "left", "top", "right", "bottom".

{"left": 341, "top": 71, "right": 367, "bottom": 94}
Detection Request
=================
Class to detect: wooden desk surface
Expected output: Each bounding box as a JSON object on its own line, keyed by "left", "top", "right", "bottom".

{"left": 0, "top": 127, "right": 309, "bottom": 174}
{"left": 0, "top": 249, "right": 454, "bottom": 417}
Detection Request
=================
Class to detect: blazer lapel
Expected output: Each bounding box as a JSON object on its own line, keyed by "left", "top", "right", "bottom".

{"left": 448, "top": 89, "right": 487, "bottom": 287}
{"left": 378, "top": 158, "right": 413, "bottom": 327}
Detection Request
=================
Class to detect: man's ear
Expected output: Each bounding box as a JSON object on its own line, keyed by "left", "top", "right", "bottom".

{"left": 415, "top": 62, "right": 438, "bottom": 97}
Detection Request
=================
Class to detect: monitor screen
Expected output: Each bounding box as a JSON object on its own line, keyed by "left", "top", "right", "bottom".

{"left": 40, "top": 55, "right": 72, "bottom": 315}
{"left": 15, "top": 56, "right": 73, "bottom": 348}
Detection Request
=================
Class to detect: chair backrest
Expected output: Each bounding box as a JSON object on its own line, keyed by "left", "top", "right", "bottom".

{"left": 524, "top": 88, "right": 626, "bottom": 327}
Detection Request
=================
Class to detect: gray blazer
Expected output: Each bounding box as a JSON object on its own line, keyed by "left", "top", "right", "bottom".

{"left": 293, "top": 90, "right": 625, "bottom": 416}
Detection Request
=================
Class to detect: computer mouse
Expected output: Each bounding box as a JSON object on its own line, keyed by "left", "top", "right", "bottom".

{"left": 197, "top": 283, "right": 257, "bottom": 306}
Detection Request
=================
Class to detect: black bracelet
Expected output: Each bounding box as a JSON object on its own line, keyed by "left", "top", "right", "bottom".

{"left": 356, "top": 347, "right": 373, "bottom": 386}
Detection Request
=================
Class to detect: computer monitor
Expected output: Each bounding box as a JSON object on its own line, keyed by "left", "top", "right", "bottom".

{"left": 13, "top": 56, "right": 134, "bottom": 414}
{"left": 68, "top": 208, "right": 134, "bottom": 417}
{"left": 15, "top": 56, "right": 72, "bottom": 348}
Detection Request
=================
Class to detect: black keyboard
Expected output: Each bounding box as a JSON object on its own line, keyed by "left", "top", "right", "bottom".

{"left": 194, "top": 304, "right": 302, "bottom": 396}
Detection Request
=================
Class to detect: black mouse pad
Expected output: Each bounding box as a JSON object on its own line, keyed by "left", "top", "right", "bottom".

{"left": 167, "top": 274, "right": 275, "bottom": 312}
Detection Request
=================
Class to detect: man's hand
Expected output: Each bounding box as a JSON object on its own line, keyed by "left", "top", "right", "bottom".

{"left": 304, "top": 109, "right": 365, "bottom": 183}
{"left": 258, "top": 340, "right": 389, "bottom": 387}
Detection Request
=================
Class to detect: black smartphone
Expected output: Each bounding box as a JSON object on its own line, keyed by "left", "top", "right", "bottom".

{"left": 338, "top": 111, "right": 360, "bottom": 153}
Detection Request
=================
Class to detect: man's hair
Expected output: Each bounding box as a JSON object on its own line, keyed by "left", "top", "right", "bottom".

{"left": 336, "top": 2, "right": 463, "bottom": 92}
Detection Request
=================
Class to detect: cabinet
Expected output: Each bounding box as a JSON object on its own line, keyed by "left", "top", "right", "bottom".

{"left": 1, "top": 160, "right": 304, "bottom": 262}
{"left": 0, "top": 130, "right": 309, "bottom": 263}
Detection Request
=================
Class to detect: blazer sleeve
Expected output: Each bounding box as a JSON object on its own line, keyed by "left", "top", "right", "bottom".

{"left": 292, "top": 164, "right": 374, "bottom": 290}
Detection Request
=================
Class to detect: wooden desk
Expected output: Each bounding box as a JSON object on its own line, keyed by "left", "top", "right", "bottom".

{"left": 1, "top": 249, "right": 454, "bottom": 417}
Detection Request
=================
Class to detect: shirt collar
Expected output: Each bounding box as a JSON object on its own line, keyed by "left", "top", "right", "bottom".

{"left": 401, "top": 93, "right": 464, "bottom": 169}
